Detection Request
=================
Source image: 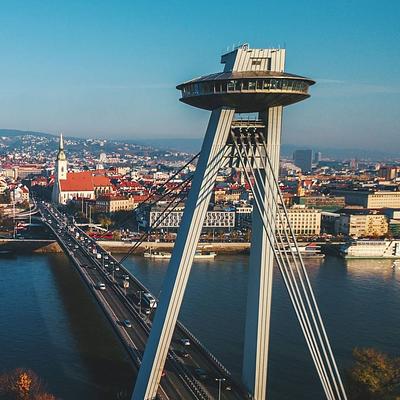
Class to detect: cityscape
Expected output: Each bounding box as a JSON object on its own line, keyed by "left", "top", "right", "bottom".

{"left": 0, "top": 2, "right": 399, "bottom": 400}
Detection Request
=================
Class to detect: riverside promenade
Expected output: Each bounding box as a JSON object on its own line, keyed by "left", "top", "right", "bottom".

{"left": 0, "top": 238, "right": 250, "bottom": 254}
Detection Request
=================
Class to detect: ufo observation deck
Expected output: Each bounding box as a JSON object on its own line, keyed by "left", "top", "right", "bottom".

{"left": 177, "top": 71, "right": 315, "bottom": 113}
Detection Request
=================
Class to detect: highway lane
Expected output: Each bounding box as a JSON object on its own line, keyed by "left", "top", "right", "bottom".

{"left": 40, "top": 202, "right": 249, "bottom": 400}
{"left": 40, "top": 205, "right": 198, "bottom": 400}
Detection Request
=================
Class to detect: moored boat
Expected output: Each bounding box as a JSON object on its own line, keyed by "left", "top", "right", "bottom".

{"left": 144, "top": 249, "right": 217, "bottom": 260}
{"left": 340, "top": 239, "right": 400, "bottom": 259}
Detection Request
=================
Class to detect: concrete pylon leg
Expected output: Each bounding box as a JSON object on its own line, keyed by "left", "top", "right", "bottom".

{"left": 132, "top": 107, "right": 235, "bottom": 400}
{"left": 242, "top": 106, "right": 282, "bottom": 399}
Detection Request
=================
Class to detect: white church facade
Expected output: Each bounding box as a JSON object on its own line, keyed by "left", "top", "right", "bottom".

{"left": 52, "top": 134, "right": 113, "bottom": 204}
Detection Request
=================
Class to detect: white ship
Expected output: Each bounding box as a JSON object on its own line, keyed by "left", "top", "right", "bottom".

{"left": 280, "top": 243, "right": 325, "bottom": 259}
{"left": 340, "top": 239, "right": 400, "bottom": 259}
{"left": 296, "top": 243, "right": 325, "bottom": 259}
{"left": 144, "top": 249, "right": 217, "bottom": 260}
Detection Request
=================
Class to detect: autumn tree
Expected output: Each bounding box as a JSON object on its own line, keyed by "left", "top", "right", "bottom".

{"left": 347, "top": 348, "right": 400, "bottom": 400}
{"left": 99, "top": 215, "right": 112, "bottom": 230}
{"left": 0, "top": 368, "right": 56, "bottom": 400}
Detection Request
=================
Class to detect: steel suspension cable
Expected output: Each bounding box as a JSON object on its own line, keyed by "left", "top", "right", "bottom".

{"left": 241, "top": 132, "right": 346, "bottom": 399}
{"left": 258, "top": 138, "right": 347, "bottom": 399}
{"left": 96, "top": 152, "right": 200, "bottom": 239}
{"left": 118, "top": 151, "right": 231, "bottom": 266}
{"left": 118, "top": 176, "right": 194, "bottom": 264}
{"left": 240, "top": 135, "right": 336, "bottom": 399}
{"left": 232, "top": 133, "right": 335, "bottom": 399}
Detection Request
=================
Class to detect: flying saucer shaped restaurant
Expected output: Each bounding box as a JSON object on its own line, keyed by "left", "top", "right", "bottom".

{"left": 177, "top": 71, "right": 315, "bottom": 113}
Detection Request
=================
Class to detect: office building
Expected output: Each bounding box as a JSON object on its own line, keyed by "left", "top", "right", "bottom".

{"left": 276, "top": 205, "right": 321, "bottom": 236}
{"left": 336, "top": 209, "right": 388, "bottom": 237}
{"left": 293, "top": 149, "right": 313, "bottom": 172}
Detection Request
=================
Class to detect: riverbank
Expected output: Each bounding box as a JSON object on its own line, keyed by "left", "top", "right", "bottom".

{"left": 0, "top": 238, "right": 250, "bottom": 254}
{"left": 0, "top": 239, "right": 345, "bottom": 255}
{"left": 0, "top": 239, "right": 62, "bottom": 254}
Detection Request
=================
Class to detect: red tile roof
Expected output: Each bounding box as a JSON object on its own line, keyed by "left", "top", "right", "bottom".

{"left": 60, "top": 171, "right": 112, "bottom": 192}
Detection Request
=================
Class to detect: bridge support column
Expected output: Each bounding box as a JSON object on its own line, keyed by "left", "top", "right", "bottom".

{"left": 132, "top": 107, "right": 235, "bottom": 400}
{"left": 242, "top": 106, "right": 282, "bottom": 399}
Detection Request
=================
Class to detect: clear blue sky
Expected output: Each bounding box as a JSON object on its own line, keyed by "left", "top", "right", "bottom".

{"left": 0, "top": 0, "right": 399, "bottom": 151}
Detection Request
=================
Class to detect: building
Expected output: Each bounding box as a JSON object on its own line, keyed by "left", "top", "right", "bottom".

{"left": 389, "top": 219, "right": 400, "bottom": 237}
{"left": 96, "top": 195, "right": 136, "bottom": 213}
{"left": 149, "top": 206, "right": 235, "bottom": 229}
{"left": 52, "top": 134, "right": 114, "bottom": 204}
{"left": 313, "top": 151, "right": 322, "bottom": 164}
{"left": 293, "top": 149, "right": 313, "bottom": 172}
{"left": 0, "top": 165, "right": 43, "bottom": 179}
{"left": 336, "top": 209, "right": 388, "bottom": 237}
{"left": 297, "top": 195, "right": 345, "bottom": 211}
{"left": 235, "top": 204, "right": 253, "bottom": 228}
{"left": 13, "top": 185, "right": 29, "bottom": 204}
{"left": 276, "top": 205, "right": 321, "bottom": 236}
{"left": 332, "top": 189, "right": 400, "bottom": 209}
{"left": 212, "top": 188, "right": 242, "bottom": 203}
{"left": 378, "top": 166, "right": 398, "bottom": 181}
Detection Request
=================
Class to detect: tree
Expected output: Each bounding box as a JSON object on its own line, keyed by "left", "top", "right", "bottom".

{"left": 20, "top": 200, "right": 30, "bottom": 211}
{"left": 0, "top": 190, "right": 11, "bottom": 204}
{"left": 99, "top": 216, "right": 112, "bottom": 230}
{"left": 347, "top": 348, "right": 400, "bottom": 400}
{"left": 0, "top": 368, "right": 57, "bottom": 400}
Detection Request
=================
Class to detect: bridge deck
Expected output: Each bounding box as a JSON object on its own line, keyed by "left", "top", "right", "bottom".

{"left": 39, "top": 202, "right": 248, "bottom": 400}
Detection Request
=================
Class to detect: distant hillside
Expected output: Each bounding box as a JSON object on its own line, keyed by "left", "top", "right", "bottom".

{"left": 0, "top": 129, "right": 55, "bottom": 138}
{"left": 135, "top": 137, "right": 399, "bottom": 161}
{"left": 133, "top": 138, "right": 203, "bottom": 153}
{"left": 0, "top": 129, "right": 398, "bottom": 161}
{"left": 0, "top": 129, "right": 184, "bottom": 159}
{"left": 280, "top": 144, "right": 399, "bottom": 161}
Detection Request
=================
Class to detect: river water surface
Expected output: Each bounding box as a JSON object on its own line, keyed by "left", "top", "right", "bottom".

{"left": 0, "top": 253, "right": 399, "bottom": 399}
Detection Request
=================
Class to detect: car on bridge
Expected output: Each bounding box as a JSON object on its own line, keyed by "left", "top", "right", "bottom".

{"left": 175, "top": 349, "right": 190, "bottom": 358}
{"left": 123, "top": 319, "right": 132, "bottom": 328}
{"left": 97, "top": 283, "right": 106, "bottom": 290}
{"left": 194, "top": 368, "right": 208, "bottom": 381}
{"left": 180, "top": 338, "right": 190, "bottom": 346}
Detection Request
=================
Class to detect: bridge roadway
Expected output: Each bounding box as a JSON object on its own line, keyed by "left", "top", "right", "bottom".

{"left": 39, "top": 202, "right": 249, "bottom": 400}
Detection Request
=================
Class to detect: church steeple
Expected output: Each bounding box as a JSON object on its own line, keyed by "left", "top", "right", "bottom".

{"left": 56, "top": 133, "right": 67, "bottom": 179}
{"left": 57, "top": 133, "right": 67, "bottom": 162}
{"left": 52, "top": 133, "right": 68, "bottom": 203}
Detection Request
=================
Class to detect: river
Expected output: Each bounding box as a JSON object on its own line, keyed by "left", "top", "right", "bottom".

{"left": 0, "top": 253, "right": 399, "bottom": 399}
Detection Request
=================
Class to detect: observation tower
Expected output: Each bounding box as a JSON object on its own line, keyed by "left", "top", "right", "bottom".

{"left": 133, "top": 45, "right": 347, "bottom": 400}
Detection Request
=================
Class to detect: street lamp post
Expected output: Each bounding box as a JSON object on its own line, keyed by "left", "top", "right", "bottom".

{"left": 89, "top": 205, "right": 92, "bottom": 227}
{"left": 123, "top": 279, "right": 129, "bottom": 295}
{"left": 215, "top": 378, "right": 225, "bottom": 400}
{"left": 137, "top": 290, "right": 144, "bottom": 316}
